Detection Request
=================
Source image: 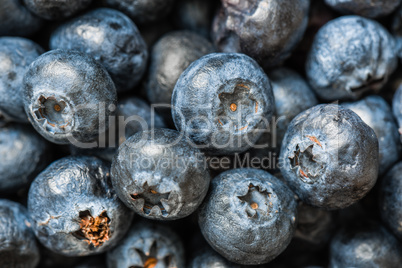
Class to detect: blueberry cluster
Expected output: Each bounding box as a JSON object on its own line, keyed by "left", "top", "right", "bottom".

{"left": 1, "top": 0, "right": 402, "bottom": 267}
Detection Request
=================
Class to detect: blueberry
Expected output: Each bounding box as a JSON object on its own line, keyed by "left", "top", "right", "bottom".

{"left": 294, "top": 203, "right": 335, "bottom": 246}
{"left": 190, "top": 247, "right": 241, "bottom": 268}
{"left": 107, "top": 221, "right": 185, "bottom": 268}
{"left": 325, "top": 0, "right": 401, "bottom": 18}
{"left": 28, "top": 156, "right": 134, "bottom": 256}
{"left": 0, "top": 124, "right": 50, "bottom": 193}
{"left": 329, "top": 223, "right": 402, "bottom": 267}
{"left": 212, "top": 0, "right": 310, "bottom": 68}
{"left": 172, "top": 53, "right": 275, "bottom": 155}
{"left": 50, "top": 8, "right": 148, "bottom": 92}
{"left": 0, "top": 0, "right": 43, "bottom": 37}
{"left": 343, "top": 96, "right": 400, "bottom": 175}
{"left": 23, "top": 49, "right": 117, "bottom": 145}
{"left": 392, "top": 84, "right": 402, "bottom": 142}
{"left": 103, "top": 0, "right": 176, "bottom": 25}
{"left": 279, "top": 104, "right": 379, "bottom": 210}
{"left": 251, "top": 68, "right": 318, "bottom": 157}
{"left": 111, "top": 128, "right": 210, "bottom": 220}
{"left": 379, "top": 161, "right": 402, "bottom": 241}
{"left": 174, "top": 0, "right": 216, "bottom": 38}
{"left": 23, "top": 0, "right": 92, "bottom": 20}
{"left": 0, "top": 37, "right": 44, "bottom": 123}
{"left": 0, "top": 199, "right": 39, "bottom": 268}
{"left": 306, "top": 16, "right": 397, "bottom": 101}
{"left": 146, "top": 31, "right": 215, "bottom": 125}
{"left": 198, "top": 168, "right": 297, "bottom": 265}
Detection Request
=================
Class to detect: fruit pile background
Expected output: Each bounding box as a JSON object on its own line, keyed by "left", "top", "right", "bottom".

{"left": 2, "top": 0, "right": 402, "bottom": 267}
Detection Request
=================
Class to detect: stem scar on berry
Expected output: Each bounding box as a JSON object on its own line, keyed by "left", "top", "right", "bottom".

{"left": 130, "top": 182, "right": 170, "bottom": 217}
{"left": 238, "top": 184, "right": 273, "bottom": 218}
{"left": 72, "top": 210, "right": 110, "bottom": 248}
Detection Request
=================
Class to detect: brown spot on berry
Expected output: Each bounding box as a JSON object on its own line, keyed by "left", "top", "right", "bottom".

{"left": 250, "top": 202, "right": 258, "bottom": 209}
{"left": 306, "top": 135, "right": 322, "bottom": 148}
{"left": 230, "top": 103, "right": 237, "bottom": 112}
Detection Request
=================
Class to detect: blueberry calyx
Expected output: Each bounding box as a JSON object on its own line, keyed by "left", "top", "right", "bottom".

{"left": 72, "top": 210, "right": 111, "bottom": 248}
{"left": 31, "top": 94, "right": 74, "bottom": 134}
{"left": 131, "top": 240, "right": 173, "bottom": 268}
{"left": 288, "top": 138, "right": 325, "bottom": 184}
{"left": 130, "top": 182, "right": 171, "bottom": 217}
{"left": 237, "top": 183, "right": 274, "bottom": 218}
{"left": 217, "top": 81, "right": 260, "bottom": 133}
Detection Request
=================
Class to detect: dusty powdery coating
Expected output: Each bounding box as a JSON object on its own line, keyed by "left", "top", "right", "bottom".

{"left": 343, "top": 96, "right": 400, "bottom": 175}
{"left": 306, "top": 16, "right": 397, "bottom": 101}
{"left": 251, "top": 68, "right": 318, "bottom": 158}
{"left": 23, "top": 49, "right": 117, "bottom": 145}
{"left": 103, "top": 0, "right": 175, "bottom": 24}
{"left": 393, "top": 84, "right": 402, "bottom": 143}
{"left": 0, "top": 0, "right": 43, "bottom": 37}
{"left": 190, "top": 247, "right": 241, "bottom": 268}
{"left": 0, "top": 37, "right": 44, "bottom": 123}
{"left": 28, "top": 156, "right": 134, "bottom": 256}
{"left": 198, "top": 168, "right": 297, "bottom": 265}
{"left": 146, "top": 31, "right": 215, "bottom": 124}
{"left": 23, "top": 0, "right": 92, "bottom": 20}
{"left": 107, "top": 222, "right": 185, "bottom": 268}
{"left": 0, "top": 124, "right": 50, "bottom": 193}
{"left": 280, "top": 104, "right": 379, "bottom": 210}
{"left": 379, "top": 161, "right": 402, "bottom": 241}
{"left": 0, "top": 199, "right": 40, "bottom": 268}
{"left": 50, "top": 8, "right": 148, "bottom": 92}
{"left": 212, "top": 0, "right": 310, "bottom": 69}
{"left": 172, "top": 53, "right": 274, "bottom": 155}
{"left": 325, "top": 0, "right": 401, "bottom": 18}
{"left": 329, "top": 224, "right": 402, "bottom": 267}
{"left": 111, "top": 128, "right": 211, "bottom": 220}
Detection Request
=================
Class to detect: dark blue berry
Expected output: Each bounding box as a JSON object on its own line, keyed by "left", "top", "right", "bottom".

{"left": 212, "top": 0, "right": 310, "bottom": 68}
{"left": 23, "top": 0, "right": 92, "bottom": 20}
{"left": 329, "top": 223, "right": 402, "bottom": 267}
{"left": 23, "top": 49, "right": 117, "bottom": 145}
{"left": 0, "top": 124, "right": 51, "bottom": 193}
{"left": 279, "top": 104, "right": 379, "bottom": 209}
{"left": 50, "top": 8, "right": 148, "bottom": 92}
{"left": 0, "top": 199, "right": 40, "bottom": 268}
{"left": 111, "top": 128, "right": 210, "bottom": 220}
{"left": 306, "top": 16, "right": 397, "bottom": 101}
{"left": 379, "top": 161, "right": 402, "bottom": 241}
{"left": 28, "top": 156, "right": 133, "bottom": 256}
{"left": 0, "top": 37, "right": 44, "bottom": 123}
{"left": 198, "top": 168, "right": 297, "bottom": 265}
{"left": 107, "top": 221, "right": 185, "bottom": 268}
{"left": 103, "top": 0, "right": 176, "bottom": 25}
{"left": 172, "top": 53, "right": 275, "bottom": 155}
{"left": 0, "top": 0, "right": 43, "bottom": 37}
{"left": 174, "top": 0, "right": 216, "bottom": 39}
{"left": 146, "top": 31, "right": 215, "bottom": 125}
